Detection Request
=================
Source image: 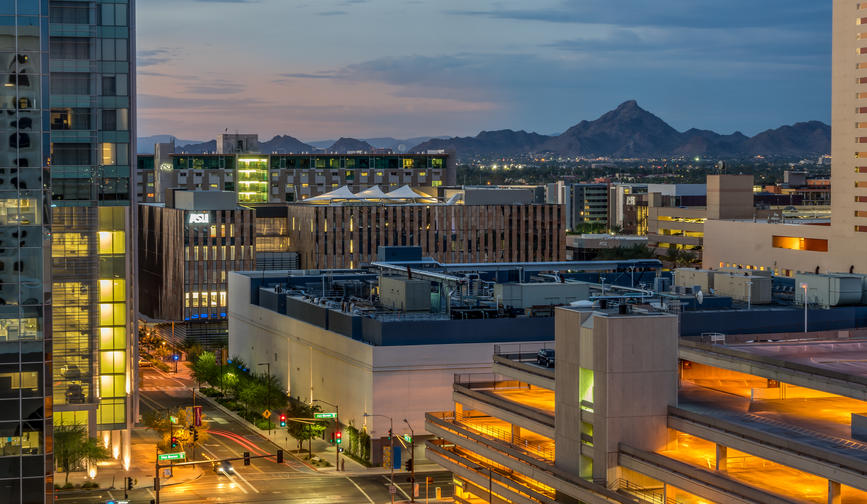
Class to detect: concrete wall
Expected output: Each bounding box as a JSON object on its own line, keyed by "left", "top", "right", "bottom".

{"left": 673, "top": 269, "right": 714, "bottom": 292}
{"left": 707, "top": 175, "right": 754, "bottom": 220}
{"left": 712, "top": 272, "right": 772, "bottom": 304}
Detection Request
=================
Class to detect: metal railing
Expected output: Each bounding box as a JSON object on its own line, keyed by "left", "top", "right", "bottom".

{"left": 454, "top": 373, "right": 530, "bottom": 392}
{"left": 608, "top": 478, "right": 677, "bottom": 504}
{"left": 428, "top": 411, "right": 555, "bottom": 462}
{"left": 493, "top": 342, "right": 554, "bottom": 362}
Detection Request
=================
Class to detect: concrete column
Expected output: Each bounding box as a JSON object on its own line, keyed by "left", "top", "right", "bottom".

{"left": 715, "top": 444, "right": 727, "bottom": 472}
{"left": 510, "top": 424, "right": 521, "bottom": 444}
{"left": 828, "top": 480, "right": 842, "bottom": 504}
{"left": 111, "top": 429, "right": 122, "bottom": 460}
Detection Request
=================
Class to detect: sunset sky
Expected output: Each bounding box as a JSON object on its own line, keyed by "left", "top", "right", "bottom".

{"left": 136, "top": 0, "right": 831, "bottom": 142}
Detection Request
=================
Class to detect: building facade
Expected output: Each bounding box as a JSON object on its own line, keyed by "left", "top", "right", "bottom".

{"left": 138, "top": 192, "right": 255, "bottom": 347}
{"left": 136, "top": 151, "right": 456, "bottom": 204}
{"left": 1, "top": 2, "right": 137, "bottom": 502}
{"left": 567, "top": 183, "right": 609, "bottom": 231}
{"left": 287, "top": 203, "right": 565, "bottom": 269}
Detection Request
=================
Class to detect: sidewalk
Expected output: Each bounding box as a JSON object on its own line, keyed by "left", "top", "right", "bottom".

{"left": 54, "top": 431, "right": 202, "bottom": 492}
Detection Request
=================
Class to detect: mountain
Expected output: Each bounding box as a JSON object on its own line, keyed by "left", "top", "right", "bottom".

{"left": 326, "top": 137, "right": 375, "bottom": 153}
{"left": 411, "top": 130, "right": 550, "bottom": 157}
{"left": 176, "top": 140, "right": 217, "bottom": 154}
{"left": 260, "top": 135, "right": 316, "bottom": 153}
{"left": 137, "top": 135, "right": 202, "bottom": 154}
{"left": 409, "top": 100, "right": 830, "bottom": 159}
{"left": 306, "top": 137, "right": 442, "bottom": 152}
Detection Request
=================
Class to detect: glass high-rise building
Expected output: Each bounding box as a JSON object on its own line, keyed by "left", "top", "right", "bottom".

{"left": 0, "top": 1, "right": 136, "bottom": 502}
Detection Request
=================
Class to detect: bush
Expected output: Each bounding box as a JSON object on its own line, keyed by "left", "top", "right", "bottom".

{"left": 200, "top": 387, "right": 222, "bottom": 397}
{"left": 81, "top": 482, "right": 99, "bottom": 489}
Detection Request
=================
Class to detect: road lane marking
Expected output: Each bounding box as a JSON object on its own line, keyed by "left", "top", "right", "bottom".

{"left": 199, "top": 444, "right": 249, "bottom": 494}
{"left": 346, "top": 476, "right": 375, "bottom": 504}
{"left": 383, "top": 475, "right": 412, "bottom": 501}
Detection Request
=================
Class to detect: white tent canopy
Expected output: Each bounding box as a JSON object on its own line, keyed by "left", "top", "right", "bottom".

{"left": 302, "top": 184, "right": 437, "bottom": 204}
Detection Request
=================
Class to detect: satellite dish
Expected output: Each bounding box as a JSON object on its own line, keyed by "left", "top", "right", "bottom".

{"left": 695, "top": 289, "right": 704, "bottom": 305}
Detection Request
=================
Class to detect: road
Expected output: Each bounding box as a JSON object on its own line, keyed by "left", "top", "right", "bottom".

{"left": 55, "top": 366, "right": 453, "bottom": 504}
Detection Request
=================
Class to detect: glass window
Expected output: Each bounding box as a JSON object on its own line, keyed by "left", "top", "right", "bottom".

{"left": 50, "top": 72, "right": 90, "bottom": 95}
{"left": 50, "top": 2, "right": 90, "bottom": 24}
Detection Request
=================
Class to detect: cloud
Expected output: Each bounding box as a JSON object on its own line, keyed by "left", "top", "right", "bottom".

{"left": 316, "top": 10, "right": 346, "bottom": 16}
{"left": 137, "top": 48, "right": 176, "bottom": 67}
{"left": 185, "top": 79, "right": 246, "bottom": 94}
{"left": 449, "top": 0, "right": 829, "bottom": 29}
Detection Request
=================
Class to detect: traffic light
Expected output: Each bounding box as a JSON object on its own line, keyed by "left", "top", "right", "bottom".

{"left": 127, "top": 477, "right": 134, "bottom": 490}
{"left": 276, "top": 449, "right": 284, "bottom": 464}
{"left": 279, "top": 414, "right": 286, "bottom": 428}
{"left": 193, "top": 428, "right": 199, "bottom": 442}
{"left": 335, "top": 431, "right": 342, "bottom": 444}
{"left": 329, "top": 432, "right": 334, "bottom": 444}
{"left": 243, "top": 451, "right": 251, "bottom": 466}
{"left": 388, "top": 428, "right": 393, "bottom": 440}
{"left": 405, "top": 458, "right": 413, "bottom": 472}
{"left": 170, "top": 436, "right": 179, "bottom": 449}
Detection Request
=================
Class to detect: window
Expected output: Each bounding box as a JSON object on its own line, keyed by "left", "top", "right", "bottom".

{"left": 99, "top": 4, "right": 127, "bottom": 26}
{"left": 50, "top": 2, "right": 90, "bottom": 24}
{"left": 771, "top": 235, "right": 829, "bottom": 252}
{"left": 50, "top": 72, "right": 90, "bottom": 95}
{"left": 101, "top": 76, "right": 116, "bottom": 96}
{"left": 52, "top": 108, "right": 91, "bottom": 130}
{"left": 50, "top": 37, "right": 90, "bottom": 59}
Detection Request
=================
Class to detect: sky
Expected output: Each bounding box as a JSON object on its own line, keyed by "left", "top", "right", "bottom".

{"left": 136, "top": 0, "right": 832, "bottom": 142}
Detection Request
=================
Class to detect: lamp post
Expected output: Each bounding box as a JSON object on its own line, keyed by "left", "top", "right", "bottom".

{"left": 365, "top": 413, "right": 394, "bottom": 504}
{"left": 403, "top": 419, "right": 415, "bottom": 502}
{"left": 801, "top": 282, "right": 808, "bottom": 333}
{"left": 219, "top": 345, "right": 224, "bottom": 397}
{"left": 313, "top": 399, "right": 340, "bottom": 471}
{"left": 257, "top": 363, "right": 271, "bottom": 431}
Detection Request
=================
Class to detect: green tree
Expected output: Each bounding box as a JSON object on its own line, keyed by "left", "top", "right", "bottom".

{"left": 286, "top": 402, "right": 328, "bottom": 458}
{"left": 190, "top": 351, "right": 219, "bottom": 385}
{"left": 142, "top": 407, "right": 210, "bottom": 451}
{"left": 54, "top": 425, "right": 110, "bottom": 485}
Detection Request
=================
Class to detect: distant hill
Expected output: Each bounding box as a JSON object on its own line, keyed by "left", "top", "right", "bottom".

{"left": 412, "top": 130, "right": 549, "bottom": 157}
{"left": 307, "top": 136, "right": 442, "bottom": 152}
{"left": 409, "top": 100, "right": 830, "bottom": 159}
{"left": 326, "top": 137, "right": 375, "bottom": 154}
{"left": 167, "top": 135, "right": 316, "bottom": 154}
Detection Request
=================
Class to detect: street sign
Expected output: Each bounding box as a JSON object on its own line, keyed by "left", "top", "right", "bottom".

{"left": 389, "top": 485, "right": 397, "bottom": 494}
{"left": 169, "top": 415, "right": 178, "bottom": 424}
{"left": 162, "top": 467, "right": 173, "bottom": 478}
{"left": 193, "top": 406, "right": 203, "bottom": 426}
{"left": 314, "top": 412, "right": 336, "bottom": 419}
{"left": 403, "top": 434, "right": 412, "bottom": 443}
{"left": 262, "top": 409, "right": 272, "bottom": 419}
{"left": 157, "top": 452, "right": 186, "bottom": 461}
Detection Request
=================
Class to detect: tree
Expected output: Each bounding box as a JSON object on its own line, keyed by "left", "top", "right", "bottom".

{"left": 142, "top": 407, "right": 210, "bottom": 451}
{"left": 190, "top": 351, "right": 219, "bottom": 385}
{"left": 286, "top": 402, "right": 327, "bottom": 458}
{"left": 54, "top": 425, "right": 110, "bottom": 485}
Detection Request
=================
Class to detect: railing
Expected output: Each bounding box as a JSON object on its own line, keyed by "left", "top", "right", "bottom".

{"left": 608, "top": 478, "right": 677, "bottom": 504}
{"left": 428, "top": 411, "right": 555, "bottom": 462}
{"left": 493, "top": 342, "right": 554, "bottom": 362}
{"left": 454, "top": 373, "right": 531, "bottom": 392}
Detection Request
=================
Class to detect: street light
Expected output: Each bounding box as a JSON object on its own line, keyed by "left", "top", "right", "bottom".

{"left": 403, "top": 419, "right": 415, "bottom": 502}
{"left": 257, "top": 363, "right": 271, "bottom": 431}
{"left": 365, "top": 413, "right": 394, "bottom": 504}
{"left": 313, "top": 399, "right": 340, "bottom": 471}
{"left": 801, "top": 282, "right": 809, "bottom": 333}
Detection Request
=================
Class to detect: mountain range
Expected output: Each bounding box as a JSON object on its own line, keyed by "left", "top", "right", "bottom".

{"left": 411, "top": 101, "right": 830, "bottom": 159}
{"left": 138, "top": 100, "right": 830, "bottom": 159}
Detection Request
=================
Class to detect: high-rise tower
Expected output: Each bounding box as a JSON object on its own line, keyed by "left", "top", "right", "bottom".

{"left": 0, "top": 2, "right": 136, "bottom": 502}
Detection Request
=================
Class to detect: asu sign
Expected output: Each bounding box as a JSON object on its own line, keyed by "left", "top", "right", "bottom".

{"left": 188, "top": 213, "right": 210, "bottom": 225}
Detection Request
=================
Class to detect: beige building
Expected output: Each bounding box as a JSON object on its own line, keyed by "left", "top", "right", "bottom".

{"left": 647, "top": 175, "right": 756, "bottom": 262}
{"left": 702, "top": 0, "right": 864, "bottom": 275}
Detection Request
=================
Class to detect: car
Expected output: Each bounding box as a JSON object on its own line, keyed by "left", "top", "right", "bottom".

{"left": 214, "top": 460, "right": 235, "bottom": 475}
{"left": 536, "top": 349, "right": 555, "bottom": 368}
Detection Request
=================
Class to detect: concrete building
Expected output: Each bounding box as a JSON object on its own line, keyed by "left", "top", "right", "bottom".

{"left": 428, "top": 304, "right": 867, "bottom": 504}
{"left": 648, "top": 175, "right": 756, "bottom": 263}
{"left": 135, "top": 139, "right": 456, "bottom": 204}
{"left": 702, "top": 0, "right": 867, "bottom": 275}
{"left": 138, "top": 191, "right": 257, "bottom": 347}
{"left": 607, "top": 184, "right": 648, "bottom": 235}
{"left": 565, "top": 234, "right": 648, "bottom": 261}
{"left": 0, "top": 3, "right": 138, "bottom": 502}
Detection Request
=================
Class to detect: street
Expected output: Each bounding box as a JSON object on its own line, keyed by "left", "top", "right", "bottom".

{"left": 54, "top": 366, "right": 453, "bottom": 504}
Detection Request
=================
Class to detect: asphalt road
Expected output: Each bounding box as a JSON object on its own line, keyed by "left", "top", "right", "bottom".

{"left": 55, "top": 367, "right": 453, "bottom": 504}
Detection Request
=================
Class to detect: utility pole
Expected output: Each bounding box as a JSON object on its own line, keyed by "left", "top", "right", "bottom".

{"left": 365, "top": 413, "right": 394, "bottom": 503}
{"left": 258, "top": 362, "right": 271, "bottom": 431}
{"left": 404, "top": 419, "right": 415, "bottom": 502}
{"left": 314, "top": 399, "right": 340, "bottom": 470}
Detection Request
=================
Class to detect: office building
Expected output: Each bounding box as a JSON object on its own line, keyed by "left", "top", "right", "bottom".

{"left": 135, "top": 137, "right": 456, "bottom": 204}
{"left": 566, "top": 184, "right": 609, "bottom": 231}
{"left": 702, "top": 0, "right": 867, "bottom": 275}
{"left": 285, "top": 186, "right": 565, "bottom": 268}
{"left": 428, "top": 304, "right": 867, "bottom": 504}
{"left": 607, "top": 184, "right": 648, "bottom": 235}
{"left": 0, "top": 2, "right": 137, "bottom": 502}
{"left": 138, "top": 191, "right": 256, "bottom": 347}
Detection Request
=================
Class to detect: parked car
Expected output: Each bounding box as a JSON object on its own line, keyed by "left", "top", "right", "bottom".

{"left": 536, "top": 349, "right": 555, "bottom": 368}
